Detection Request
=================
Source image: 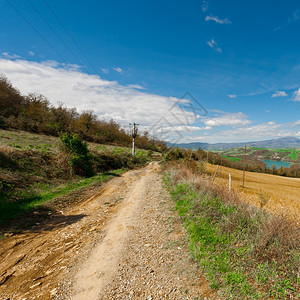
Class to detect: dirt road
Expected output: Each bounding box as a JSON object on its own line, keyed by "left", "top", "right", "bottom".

{"left": 0, "top": 162, "right": 216, "bottom": 299}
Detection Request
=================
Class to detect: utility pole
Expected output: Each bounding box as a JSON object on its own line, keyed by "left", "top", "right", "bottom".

{"left": 242, "top": 145, "right": 247, "bottom": 188}
{"left": 129, "top": 122, "right": 139, "bottom": 156}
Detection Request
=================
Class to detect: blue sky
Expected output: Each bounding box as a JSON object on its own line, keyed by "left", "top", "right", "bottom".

{"left": 1, "top": 0, "right": 300, "bottom": 143}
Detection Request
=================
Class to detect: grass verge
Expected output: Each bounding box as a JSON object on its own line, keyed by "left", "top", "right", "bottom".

{"left": 0, "top": 169, "right": 125, "bottom": 224}
{"left": 164, "top": 161, "right": 300, "bottom": 299}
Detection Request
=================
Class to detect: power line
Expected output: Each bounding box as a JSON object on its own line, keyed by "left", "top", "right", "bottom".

{"left": 42, "top": 0, "right": 102, "bottom": 77}
{"left": 27, "top": 0, "right": 90, "bottom": 74}
{"left": 5, "top": 0, "right": 66, "bottom": 63}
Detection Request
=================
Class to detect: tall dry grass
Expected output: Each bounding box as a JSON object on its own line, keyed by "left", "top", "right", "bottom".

{"left": 164, "top": 160, "right": 300, "bottom": 292}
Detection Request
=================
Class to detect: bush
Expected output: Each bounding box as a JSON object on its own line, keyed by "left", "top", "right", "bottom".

{"left": 164, "top": 148, "right": 183, "bottom": 161}
{"left": 60, "top": 133, "right": 94, "bottom": 177}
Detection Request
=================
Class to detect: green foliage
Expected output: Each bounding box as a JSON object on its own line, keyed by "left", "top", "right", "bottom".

{"left": 0, "top": 169, "right": 124, "bottom": 222}
{"left": 60, "top": 133, "right": 94, "bottom": 177}
{"left": 0, "top": 129, "right": 152, "bottom": 225}
{"left": 164, "top": 148, "right": 184, "bottom": 161}
{"left": 287, "top": 150, "right": 300, "bottom": 160}
{"left": 222, "top": 155, "right": 241, "bottom": 162}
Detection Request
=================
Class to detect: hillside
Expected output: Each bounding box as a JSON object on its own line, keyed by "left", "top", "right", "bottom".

{"left": 0, "top": 129, "right": 157, "bottom": 229}
{"left": 221, "top": 146, "right": 300, "bottom": 163}
{"left": 171, "top": 136, "right": 300, "bottom": 150}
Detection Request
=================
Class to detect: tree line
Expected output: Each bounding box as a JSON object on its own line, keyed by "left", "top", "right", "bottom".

{"left": 0, "top": 75, "right": 167, "bottom": 152}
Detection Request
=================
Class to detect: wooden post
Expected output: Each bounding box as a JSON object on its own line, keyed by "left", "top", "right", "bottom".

{"left": 229, "top": 173, "right": 232, "bottom": 192}
{"left": 220, "top": 156, "right": 223, "bottom": 177}
{"left": 242, "top": 145, "right": 246, "bottom": 188}
{"left": 211, "top": 165, "right": 219, "bottom": 185}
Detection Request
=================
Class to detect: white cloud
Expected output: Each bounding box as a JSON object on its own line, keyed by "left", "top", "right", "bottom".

{"left": 101, "top": 68, "right": 109, "bottom": 74}
{"left": 0, "top": 58, "right": 199, "bottom": 134}
{"left": 271, "top": 90, "right": 287, "bottom": 97}
{"left": 292, "top": 120, "right": 300, "bottom": 126}
{"left": 127, "top": 84, "right": 145, "bottom": 90}
{"left": 228, "top": 94, "right": 237, "bottom": 98}
{"left": 28, "top": 51, "right": 35, "bottom": 57}
{"left": 202, "top": 1, "right": 208, "bottom": 12}
{"left": 207, "top": 39, "right": 222, "bottom": 53}
{"left": 161, "top": 125, "right": 210, "bottom": 132}
{"left": 1, "top": 52, "right": 21, "bottom": 59}
{"left": 292, "top": 88, "right": 300, "bottom": 101}
{"left": 205, "top": 15, "right": 231, "bottom": 24}
{"left": 203, "top": 112, "right": 251, "bottom": 127}
{"left": 197, "top": 121, "right": 300, "bottom": 143}
{"left": 114, "top": 67, "right": 123, "bottom": 73}
{"left": 207, "top": 38, "right": 216, "bottom": 48}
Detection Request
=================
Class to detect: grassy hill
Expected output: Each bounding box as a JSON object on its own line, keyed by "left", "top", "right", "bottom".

{"left": 0, "top": 129, "right": 158, "bottom": 230}
{"left": 172, "top": 136, "right": 300, "bottom": 150}
{"left": 220, "top": 147, "right": 300, "bottom": 163}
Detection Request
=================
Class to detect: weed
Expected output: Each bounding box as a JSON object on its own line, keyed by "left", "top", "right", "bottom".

{"left": 257, "top": 189, "right": 271, "bottom": 208}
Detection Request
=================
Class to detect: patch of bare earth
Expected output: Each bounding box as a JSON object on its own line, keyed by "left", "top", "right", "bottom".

{"left": 0, "top": 162, "right": 217, "bottom": 299}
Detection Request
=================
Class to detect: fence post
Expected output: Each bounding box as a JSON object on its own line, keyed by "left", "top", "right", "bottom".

{"left": 211, "top": 165, "right": 219, "bottom": 185}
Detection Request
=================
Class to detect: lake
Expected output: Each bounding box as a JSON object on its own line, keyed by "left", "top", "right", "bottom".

{"left": 262, "top": 160, "right": 292, "bottom": 169}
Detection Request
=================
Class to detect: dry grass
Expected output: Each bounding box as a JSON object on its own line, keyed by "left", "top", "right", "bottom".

{"left": 207, "top": 163, "right": 300, "bottom": 223}
{"left": 164, "top": 160, "right": 300, "bottom": 298}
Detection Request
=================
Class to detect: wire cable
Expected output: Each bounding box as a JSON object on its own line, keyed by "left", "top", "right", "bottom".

{"left": 42, "top": 0, "right": 102, "bottom": 77}
{"left": 27, "top": 0, "right": 90, "bottom": 74}
{"left": 5, "top": 0, "right": 67, "bottom": 63}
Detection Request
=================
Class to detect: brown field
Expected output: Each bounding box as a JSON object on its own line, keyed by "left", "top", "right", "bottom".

{"left": 207, "top": 164, "right": 300, "bottom": 223}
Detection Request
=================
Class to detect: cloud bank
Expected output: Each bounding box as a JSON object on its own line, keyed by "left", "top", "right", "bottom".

{"left": 0, "top": 57, "right": 200, "bottom": 137}
{"left": 1, "top": 56, "right": 300, "bottom": 144}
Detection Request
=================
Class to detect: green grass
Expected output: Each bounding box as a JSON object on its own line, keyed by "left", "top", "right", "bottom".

{"left": 0, "top": 169, "right": 125, "bottom": 222}
{"left": 0, "top": 129, "right": 158, "bottom": 227}
{"left": 222, "top": 155, "right": 241, "bottom": 162}
{"left": 287, "top": 150, "right": 300, "bottom": 160}
{"left": 221, "top": 147, "right": 300, "bottom": 163}
{"left": 164, "top": 173, "right": 300, "bottom": 299}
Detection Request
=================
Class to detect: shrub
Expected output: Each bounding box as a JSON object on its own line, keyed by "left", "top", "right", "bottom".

{"left": 164, "top": 148, "right": 183, "bottom": 161}
{"left": 60, "top": 133, "right": 94, "bottom": 177}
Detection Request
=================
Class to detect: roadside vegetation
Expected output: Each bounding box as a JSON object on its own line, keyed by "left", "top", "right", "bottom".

{"left": 0, "top": 129, "right": 155, "bottom": 230}
{"left": 163, "top": 157, "right": 300, "bottom": 299}
{"left": 0, "top": 74, "right": 164, "bottom": 230}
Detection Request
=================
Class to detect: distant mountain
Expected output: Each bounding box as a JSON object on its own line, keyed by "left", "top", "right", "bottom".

{"left": 168, "top": 137, "right": 300, "bottom": 150}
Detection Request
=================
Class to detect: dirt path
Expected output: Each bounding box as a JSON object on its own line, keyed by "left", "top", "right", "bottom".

{"left": 0, "top": 162, "right": 216, "bottom": 299}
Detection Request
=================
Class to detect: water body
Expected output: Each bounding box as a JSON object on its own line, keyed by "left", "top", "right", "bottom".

{"left": 262, "top": 159, "right": 292, "bottom": 169}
